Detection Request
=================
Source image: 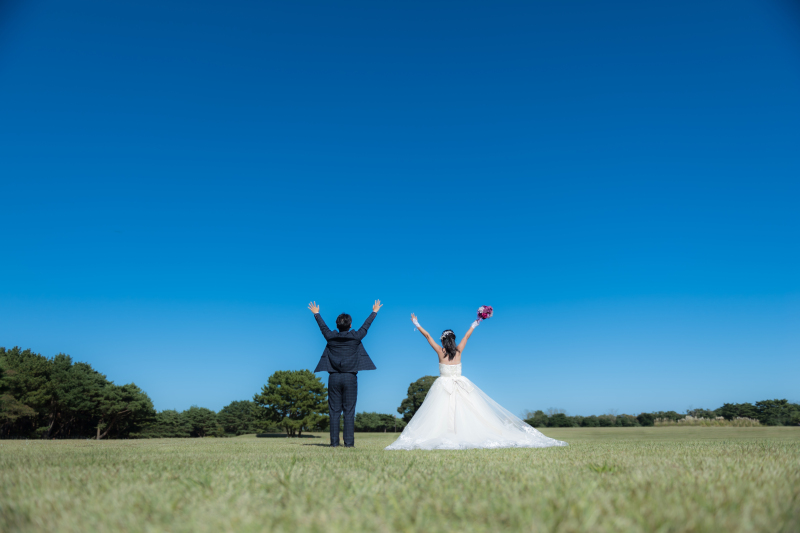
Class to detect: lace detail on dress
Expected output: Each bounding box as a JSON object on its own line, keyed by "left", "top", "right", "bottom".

{"left": 439, "top": 363, "right": 462, "bottom": 377}
{"left": 386, "top": 363, "right": 568, "bottom": 451}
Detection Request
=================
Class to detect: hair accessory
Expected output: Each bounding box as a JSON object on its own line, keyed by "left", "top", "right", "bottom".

{"left": 440, "top": 329, "right": 455, "bottom": 341}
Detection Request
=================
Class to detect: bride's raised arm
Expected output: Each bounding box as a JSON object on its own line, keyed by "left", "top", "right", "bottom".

{"left": 457, "top": 320, "right": 480, "bottom": 353}
{"left": 411, "top": 313, "right": 442, "bottom": 355}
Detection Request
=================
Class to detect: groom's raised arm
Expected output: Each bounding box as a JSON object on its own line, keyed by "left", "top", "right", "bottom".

{"left": 308, "top": 301, "right": 335, "bottom": 340}
{"left": 314, "top": 313, "right": 335, "bottom": 340}
{"left": 355, "top": 300, "right": 383, "bottom": 340}
{"left": 355, "top": 312, "right": 377, "bottom": 340}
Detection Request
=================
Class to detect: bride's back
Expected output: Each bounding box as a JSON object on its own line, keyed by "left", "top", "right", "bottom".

{"left": 438, "top": 327, "right": 465, "bottom": 365}
{"left": 439, "top": 348, "right": 461, "bottom": 365}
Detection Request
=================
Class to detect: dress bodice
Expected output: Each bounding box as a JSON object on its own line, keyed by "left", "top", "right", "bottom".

{"left": 439, "top": 363, "right": 462, "bottom": 377}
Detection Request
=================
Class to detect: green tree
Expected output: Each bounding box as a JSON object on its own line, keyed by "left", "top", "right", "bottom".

{"left": 46, "top": 356, "right": 110, "bottom": 438}
{"left": 754, "top": 399, "right": 800, "bottom": 426}
{"left": 581, "top": 415, "right": 600, "bottom": 427}
{"left": 1, "top": 347, "right": 159, "bottom": 439}
{"left": 0, "top": 352, "right": 35, "bottom": 431}
{"left": 597, "top": 414, "right": 615, "bottom": 427}
{"left": 0, "top": 347, "right": 51, "bottom": 437}
{"left": 652, "top": 411, "right": 683, "bottom": 422}
{"left": 253, "top": 370, "right": 328, "bottom": 437}
{"left": 716, "top": 402, "right": 757, "bottom": 420}
{"left": 615, "top": 414, "right": 639, "bottom": 427}
{"left": 524, "top": 410, "right": 549, "bottom": 428}
{"left": 355, "top": 412, "right": 407, "bottom": 432}
{"left": 141, "top": 409, "right": 191, "bottom": 438}
{"left": 687, "top": 408, "right": 716, "bottom": 419}
{"left": 636, "top": 413, "right": 655, "bottom": 426}
{"left": 182, "top": 406, "right": 222, "bottom": 437}
{"left": 549, "top": 413, "right": 573, "bottom": 427}
{"left": 218, "top": 400, "right": 262, "bottom": 436}
{"left": 0, "top": 393, "right": 35, "bottom": 426}
{"left": 397, "top": 376, "right": 437, "bottom": 423}
{"left": 95, "top": 383, "right": 156, "bottom": 439}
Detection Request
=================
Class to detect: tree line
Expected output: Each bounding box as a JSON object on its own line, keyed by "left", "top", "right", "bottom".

{"left": 1, "top": 347, "right": 408, "bottom": 439}
{"left": 0, "top": 347, "right": 155, "bottom": 439}
{"left": 521, "top": 401, "right": 800, "bottom": 428}
{"left": 395, "top": 376, "right": 799, "bottom": 428}
{"left": 4, "top": 347, "right": 796, "bottom": 439}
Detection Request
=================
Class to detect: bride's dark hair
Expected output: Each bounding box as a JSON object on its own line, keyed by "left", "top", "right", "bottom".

{"left": 441, "top": 330, "right": 458, "bottom": 361}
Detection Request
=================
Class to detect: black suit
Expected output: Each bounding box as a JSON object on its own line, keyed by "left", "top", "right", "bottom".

{"left": 313, "top": 312, "right": 377, "bottom": 446}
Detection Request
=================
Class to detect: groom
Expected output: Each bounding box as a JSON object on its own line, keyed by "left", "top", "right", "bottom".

{"left": 308, "top": 300, "right": 382, "bottom": 447}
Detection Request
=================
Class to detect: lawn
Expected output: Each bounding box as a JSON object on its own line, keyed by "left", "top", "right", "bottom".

{"left": 2, "top": 427, "right": 798, "bottom": 533}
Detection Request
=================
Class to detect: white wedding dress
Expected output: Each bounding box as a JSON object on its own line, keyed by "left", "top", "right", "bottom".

{"left": 386, "top": 363, "right": 568, "bottom": 450}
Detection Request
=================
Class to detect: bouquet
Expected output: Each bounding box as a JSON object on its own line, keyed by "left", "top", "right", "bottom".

{"left": 477, "top": 305, "right": 493, "bottom": 323}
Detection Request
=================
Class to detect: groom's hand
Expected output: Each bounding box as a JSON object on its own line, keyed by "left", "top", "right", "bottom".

{"left": 308, "top": 301, "right": 320, "bottom": 314}
{"left": 373, "top": 300, "right": 383, "bottom": 313}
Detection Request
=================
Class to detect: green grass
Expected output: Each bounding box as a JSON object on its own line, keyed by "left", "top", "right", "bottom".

{"left": 2, "top": 427, "right": 799, "bottom": 533}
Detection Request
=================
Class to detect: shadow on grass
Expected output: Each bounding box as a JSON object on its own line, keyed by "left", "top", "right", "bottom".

{"left": 256, "top": 434, "right": 321, "bottom": 439}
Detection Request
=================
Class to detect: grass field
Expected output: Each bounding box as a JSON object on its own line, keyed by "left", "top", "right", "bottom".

{"left": 2, "top": 427, "right": 799, "bottom": 533}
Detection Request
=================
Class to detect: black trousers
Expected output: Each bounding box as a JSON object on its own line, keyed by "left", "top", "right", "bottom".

{"left": 328, "top": 372, "right": 357, "bottom": 447}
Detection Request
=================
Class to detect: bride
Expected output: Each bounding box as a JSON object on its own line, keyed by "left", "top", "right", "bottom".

{"left": 385, "top": 314, "right": 568, "bottom": 450}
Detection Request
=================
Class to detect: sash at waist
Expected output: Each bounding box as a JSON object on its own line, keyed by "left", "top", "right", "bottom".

{"left": 440, "top": 377, "right": 473, "bottom": 433}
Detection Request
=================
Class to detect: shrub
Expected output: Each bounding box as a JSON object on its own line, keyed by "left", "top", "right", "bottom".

{"left": 581, "top": 416, "right": 600, "bottom": 427}
{"left": 524, "top": 410, "right": 549, "bottom": 428}
{"left": 655, "top": 416, "right": 761, "bottom": 427}
{"left": 637, "top": 413, "right": 655, "bottom": 426}
{"left": 549, "top": 413, "right": 574, "bottom": 427}
{"left": 598, "top": 415, "right": 615, "bottom": 427}
{"left": 616, "top": 414, "right": 639, "bottom": 427}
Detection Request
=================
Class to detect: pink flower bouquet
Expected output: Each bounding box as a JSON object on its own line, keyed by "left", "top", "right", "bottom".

{"left": 477, "top": 305, "right": 493, "bottom": 323}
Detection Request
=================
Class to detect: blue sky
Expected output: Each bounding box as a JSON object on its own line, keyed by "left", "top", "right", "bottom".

{"left": 1, "top": 0, "right": 798, "bottom": 417}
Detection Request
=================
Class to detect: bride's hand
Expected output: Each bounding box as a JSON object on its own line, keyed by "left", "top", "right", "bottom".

{"left": 410, "top": 313, "right": 417, "bottom": 323}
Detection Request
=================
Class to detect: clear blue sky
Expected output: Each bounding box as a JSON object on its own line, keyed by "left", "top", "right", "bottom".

{"left": 1, "top": 0, "right": 798, "bottom": 417}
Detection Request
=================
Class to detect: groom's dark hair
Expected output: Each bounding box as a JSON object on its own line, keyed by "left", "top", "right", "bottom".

{"left": 336, "top": 313, "right": 352, "bottom": 331}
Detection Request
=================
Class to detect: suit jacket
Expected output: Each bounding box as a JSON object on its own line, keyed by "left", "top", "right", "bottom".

{"left": 312, "top": 312, "right": 377, "bottom": 373}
